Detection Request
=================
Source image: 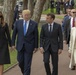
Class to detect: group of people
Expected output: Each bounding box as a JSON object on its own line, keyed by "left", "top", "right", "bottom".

{"left": 62, "top": 8, "right": 76, "bottom": 70}
{"left": 0, "top": 9, "right": 63, "bottom": 75}
{"left": 50, "top": 0, "right": 74, "bottom": 14}
{"left": 0, "top": 9, "right": 76, "bottom": 75}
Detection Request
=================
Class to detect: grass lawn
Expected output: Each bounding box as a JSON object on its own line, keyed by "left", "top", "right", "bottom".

{"left": 42, "top": 8, "right": 64, "bottom": 19}
{"left": 42, "top": 8, "right": 56, "bottom": 14}
{"left": 4, "top": 50, "right": 17, "bottom": 71}
{"left": 55, "top": 15, "right": 64, "bottom": 19}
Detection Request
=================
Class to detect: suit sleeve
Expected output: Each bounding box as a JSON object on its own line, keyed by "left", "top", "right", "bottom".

{"left": 64, "top": 20, "right": 68, "bottom": 41}
{"left": 5, "top": 24, "right": 11, "bottom": 47}
{"left": 12, "top": 21, "right": 17, "bottom": 46}
{"left": 40, "top": 25, "right": 45, "bottom": 47}
{"left": 58, "top": 25, "right": 63, "bottom": 50}
{"left": 34, "top": 23, "right": 38, "bottom": 48}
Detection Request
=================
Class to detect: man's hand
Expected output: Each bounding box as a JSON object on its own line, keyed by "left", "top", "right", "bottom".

{"left": 33, "top": 48, "right": 38, "bottom": 53}
{"left": 58, "top": 49, "right": 62, "bottom": 54}
{"left": 12, "top": 46, "right": 16, "bottom": 50}
{"left": 39, "top": 47, "right": 44, "bottom": 54}
{"left": 63, "top": 40, "right": 67, "bottom": 44}
{"left": 9, "top": 47, "right": 12, "bottom": 51}
{"left": 68, "top": 53, "right": 71, "bottom": 58}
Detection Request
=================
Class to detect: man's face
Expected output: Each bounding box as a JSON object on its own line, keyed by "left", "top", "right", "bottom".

{"left": 46, "top": 16, "right": 53, "bottom": 23}
{"left": 71, "top": 9, "right": 76, "bottom": 17}
{"left": 22, "top": 13, "right": 31, "bottom": 21}
{"left": 67, "top": 9, "right": 71, "bottom": 15}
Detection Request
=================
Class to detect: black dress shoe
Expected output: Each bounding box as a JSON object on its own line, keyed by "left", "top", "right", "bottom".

{"left": 71, "top": 66, "right": 75, "bottom": 70}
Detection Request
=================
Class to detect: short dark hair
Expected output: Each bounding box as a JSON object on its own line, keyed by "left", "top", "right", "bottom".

{"left": 47, "top": 13, "right": 55, "bottom": 20}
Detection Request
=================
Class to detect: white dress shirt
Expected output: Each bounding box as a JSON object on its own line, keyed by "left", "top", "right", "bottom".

{"left": 48, "top": 22, "right": 54, "bottom": 32}
{"left": 70, "top": 17, "right": 76, "bottom": 28}
{"left": 23, "top": 20, "right": 30, "bottom": 33}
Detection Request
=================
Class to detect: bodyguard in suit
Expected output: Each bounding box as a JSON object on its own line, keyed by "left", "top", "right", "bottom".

{"left": 69, "top": 0, "right": 74, "bottom": 9}
{"left": 64, "top": 0, "right": 70, "bottom": 14}
{"left": 40, "top": 13, "right": 63, "bottom": 75}
{"left": 62, "top": 8, "right": 71, "bottom": 32}
{"left": 12, "top": 5, "right": 19, "bottom": 29}
{"left": 55, "top": 0, "right": 61, "bottom": 14}
{"left": 12, "top": 9, "right": 38, "bottom": 75}
{"left": 50, "top": 0, "right": 55, "bottom": 13}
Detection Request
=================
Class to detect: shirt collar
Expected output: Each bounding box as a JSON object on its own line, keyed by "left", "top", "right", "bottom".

{"left": 48, "top": 22, "right": 54, "bottom": 26}
{"left": 71, "top": 17, "right": 76, "bottom": 20}
{"left": 23, "top": 20, "right": 30, "bottom": 23}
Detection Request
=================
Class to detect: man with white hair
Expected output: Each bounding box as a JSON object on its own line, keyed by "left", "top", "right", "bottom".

{"left": 12, "top": 9, "right": 38, "bottom": 75}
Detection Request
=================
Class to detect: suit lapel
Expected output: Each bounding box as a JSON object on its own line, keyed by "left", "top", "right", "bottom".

{"left": 52, "top": 22, "right": 56, "bottom": 32}
{"left": 45, "top": 24, "right": 49, "bottom": 32}
{"left": 20, "top": 20, "right": 24, "bottom": 35}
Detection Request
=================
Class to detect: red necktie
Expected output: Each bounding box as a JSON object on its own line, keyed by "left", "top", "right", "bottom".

{"left": 72, "top": 18, "right": 75, "bottom": 27}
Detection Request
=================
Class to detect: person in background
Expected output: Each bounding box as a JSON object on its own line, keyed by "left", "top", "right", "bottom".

{"left": 62, "top": 8, "right": 71, "bottom": 32}
{"left": 69, "top": 0, "right": 74, "bottom": 9}
{"left": 64, "top": 9, "right": 76, "bottom": 46}
{"left": 0, "top": 11, "right": 11, "bottom": 75}
{"left": 55, "top": 0, "right": 61, "bottom": 14}
{"left": 68, "top": 20, "right": 76, "bottom": 70}
{"left": 40, "top": 13, "right": 63, "bottom": 75}
{"left": 50, "top": 0, "right": 55, "bottom": 13}
{"left": 12, "top": 5, "right": 19, "bottom": 29}
{"left": 12, "top": 9, "right": 38, "bottom": 75}
{"left": 64, "top": 0, "right": 70, "bottom": 14}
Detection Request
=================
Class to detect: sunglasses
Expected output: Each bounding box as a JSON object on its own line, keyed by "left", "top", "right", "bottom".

{"left": 72, "top": 12, "right": 76, "bottom": 13}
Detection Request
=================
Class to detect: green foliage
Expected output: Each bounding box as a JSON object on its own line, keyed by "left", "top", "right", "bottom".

{"left": 42, "top": 8, "right": 56, "bottom": 14}
{"left": 55, "top": 15, "right": 64, "bottom": 19}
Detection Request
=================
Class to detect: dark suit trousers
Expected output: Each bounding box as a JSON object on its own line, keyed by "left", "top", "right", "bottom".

{"left": 17, "top": 44, "right": 33, "bottom": 75}
{"left": 43, "top": 45, "right": 58, "bottom": 75}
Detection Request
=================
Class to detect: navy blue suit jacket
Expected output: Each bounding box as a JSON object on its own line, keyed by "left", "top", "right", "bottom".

{"left": 40, "top": 23, "right": 63, "bottom": 52}
{"left": 12, "top": 19, "right": 38, "bottom": 53}
{"left": 62, "top": 15, "right": 70, "bottom": 31}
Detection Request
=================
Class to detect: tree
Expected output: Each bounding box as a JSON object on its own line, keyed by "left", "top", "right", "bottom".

{"left": 28, "top": 0, "right": 34, "bottom": 16}
{"left": 0, "top": 0, "right": 4, "bottom": 5}
{"left": 32, "top": 0, "right": 46, "bottom": 23}
{"left": 43, "top": 0, "right": 50, "bottom": 11}
{"left": 3, "top": 0, "right": 16, "bottom": 31}
{"left": 23, "top": 0, "right": 28, "bottom": 9}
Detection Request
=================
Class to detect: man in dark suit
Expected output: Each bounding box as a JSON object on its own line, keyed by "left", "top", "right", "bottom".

{"left": 55, "top": 0, "right": 61, "bottom": 14}
{"left": 50, "top": 0, "right": 55, "bottom": 13}
{"left": 12, "top": 9, "right": 38, "bottom": 75}
{"left": 12, "top": 5, "right": 19, "bottom": 29}
{"left": 69, "top": 0, "right": 74, "bottom": 9}
{"left": 62, "top": 8, "right": 71, "bottom": 32}
{"left": 64, "top": 0, "right": 70, "bottom": 14}
{"left": 40, "top": 13, "right": 63, "bottom": 75}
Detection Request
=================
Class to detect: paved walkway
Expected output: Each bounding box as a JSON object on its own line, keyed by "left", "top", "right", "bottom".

{"left": 3, "top": 14, "right": 76, "bottom": 75}
{"left": 3, "top": 43, "right": 76, "bottom": 75}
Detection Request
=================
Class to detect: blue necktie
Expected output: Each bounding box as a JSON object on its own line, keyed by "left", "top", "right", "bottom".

{"left": 24, "top": 22, "right": 27, "bottom": 36}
